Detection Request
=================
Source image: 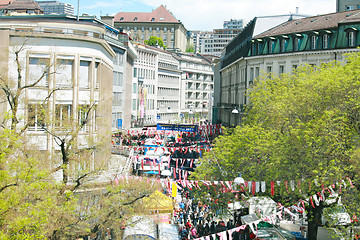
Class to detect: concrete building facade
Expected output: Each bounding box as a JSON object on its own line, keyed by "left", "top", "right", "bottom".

{"left": 132, "top": 43, "right": 158, "bottom": 127}
{"left": 0, "top": 15, "right": 115, "bottom": 169}
{"left": 337, "top": 0, "right": 360, "bottom": 11}
{"left": 156, "top": 49, "right": 181, "bottom": 123}
{"left": 173, "top": 53, "right": 214, "bottom": 121}
{"left": 215, "top": 11, "right": 360, "bottom": 126}
{"left": 36, "top": 1, "right": 74, "bottom": 15}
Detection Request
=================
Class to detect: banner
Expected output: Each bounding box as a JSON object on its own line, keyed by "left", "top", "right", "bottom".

{"left": 172, "top": 182, "right": 177, "bottom": 198}
{"left": 157, "top": 123, "right": 198, "bottom": 132}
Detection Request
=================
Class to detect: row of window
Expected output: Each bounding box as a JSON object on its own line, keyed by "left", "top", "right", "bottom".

{"left": 251, "top": 30, "right": 358, "bottom": 56}
{"left": 28, "top": 104, "right": 96, "bottom": 132}
{"left": 29, "top": 58, "right": 99, "bottom": 89}
{"left": 127, "top": 26, "right": 175, "bottom": 32}
{"left": 113, "top": 72, "right": 123, "bottom": 86}
{"left": 157, "top": 88, "right": 179, "bottom": 97}
{"left": 113, "top": 92, "right": 123, "bottom": 106}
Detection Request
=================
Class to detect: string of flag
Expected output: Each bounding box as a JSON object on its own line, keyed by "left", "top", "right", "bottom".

{"left": 193, "top": 178, "right": 356, "bottom": 240}
{"left": 114, "top": 124, "right": 223, "bottom": 137}
{"left": 172, "top": 177, "right": 355, "bottom": 198}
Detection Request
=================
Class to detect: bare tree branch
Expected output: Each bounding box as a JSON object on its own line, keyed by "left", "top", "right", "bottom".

{"left": 0, "top": 183, "right": 18, "bottom": 193}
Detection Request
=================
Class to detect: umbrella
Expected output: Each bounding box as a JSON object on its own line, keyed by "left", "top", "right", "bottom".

{"left": 144, "top": 171, "right": 159, "bottom": 174}
{"left": 161, "top": 170, "right": 172, "bottom": 176}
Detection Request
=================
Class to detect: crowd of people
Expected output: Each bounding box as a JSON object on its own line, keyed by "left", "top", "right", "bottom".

{"left": 175, "top": 190, "right": 252, "bottom": 240}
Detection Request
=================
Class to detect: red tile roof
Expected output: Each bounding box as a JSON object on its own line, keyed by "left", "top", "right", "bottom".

{"left": 5, "top": 0, "right": 43, "bottom": 11}
{"left": 255, "top": 9, "right": 360, "bottom": 38}
{"left": 114, "top": 5, "right": 179, "bottom": 23}
{"left": 0, "top": 0, "right": 13, "bottom": 8}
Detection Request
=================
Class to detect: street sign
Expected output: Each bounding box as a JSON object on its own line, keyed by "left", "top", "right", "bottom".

{"left": 117, "top": 119, "right": 122, "bottom": 129}
{"left": 157, "top": 115, "right": 161, "bottom": 120}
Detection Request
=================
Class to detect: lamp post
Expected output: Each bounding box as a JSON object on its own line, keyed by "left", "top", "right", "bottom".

{"left": 231, "top": 105, "right": 239, "bottom": 127}
{"left": 233, "top": 174, "right": 245, "bottom": 223}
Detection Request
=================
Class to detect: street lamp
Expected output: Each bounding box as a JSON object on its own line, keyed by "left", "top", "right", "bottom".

{"left": 233, "top": 174, "right": 245, "bottom": 224}
{"left": 231, "top": 107, "right": 239, "bottom": 114}
{"left": 234, "top": 173, "right": 244, "bottom": 185}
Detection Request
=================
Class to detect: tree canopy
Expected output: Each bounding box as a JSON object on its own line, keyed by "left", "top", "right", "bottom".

{"left": 193, "top": 52, "right": 360, "bottom": 239}
{"left": 144, "top": 36, "right": 166, "bottom": 49}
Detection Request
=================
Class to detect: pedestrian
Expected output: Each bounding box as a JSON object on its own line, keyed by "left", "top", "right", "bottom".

{"left": 180, "top": 226, "right": 188, "bottom": 240}
{"left": 190, "top": 226, "right": 197, "bottom": 239}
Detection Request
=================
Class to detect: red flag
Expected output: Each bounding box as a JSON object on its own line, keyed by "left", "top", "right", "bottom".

{"left": 310, "top": 196, "right": 315, "bottom": 208}
{"left": 271, "top": 181, "right": 275, "bottom": 196}
{"left": 252, "top": 181, "right": 256, "bottom": 195}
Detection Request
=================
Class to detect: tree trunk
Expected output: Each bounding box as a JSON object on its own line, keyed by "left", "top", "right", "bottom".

{"left": 60, "top": 141, "right": 68, "bottom": 185}
{"left": 307, "top": 204, "right": 323, "bottom": 240}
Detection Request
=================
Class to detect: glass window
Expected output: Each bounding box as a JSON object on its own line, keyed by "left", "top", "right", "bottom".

{"left": 55, "top": 104, "right": 72, "bottom": 128}
{"left": 311, "top": 35, "right": 317, "bottom": 49}
{"left": 28, "top": 103, "right": 46, "bottom": 131}
{"left": 268, "top": 40, "right": 274, "bottom": 53}
{"left": 279, "top": 65, "right": 285, "bottom": 74}
{"left": 323, "top": 34, "right": 329, "bottom": 49}
{"left": 281, "top": 39, "right": 286, "bottom": 52}
{"left": 28, "top": 58, "right": 49, "bottom": 87}
{"left": 56, "top": 59, "right": 73, "bottom": 88}
{"left": 113, "top": 92, "right": 122, "bottom": 106}
{"left": 294, "top": 37, "right": 299, "bottom": 51}
{"left": 267, "top": 66, "right": 272, "bottom": 73}
{"left": 79, "top": 61, "right": 90, "bottom": 88}
{"left": 348, "top": 31, "right": 356, "bottom": 47}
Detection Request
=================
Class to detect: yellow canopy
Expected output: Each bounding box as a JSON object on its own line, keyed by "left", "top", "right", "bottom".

{"left": 143, "top": 190, "right": 173, "bottom": 213}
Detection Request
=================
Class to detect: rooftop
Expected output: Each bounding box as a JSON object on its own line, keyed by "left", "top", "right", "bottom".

{"left": 255, "top": 9, "right": 360, "bottom": 38}
{"left": 5, "top": 0, "right": 43, "bottom": 11}
{"left": 114, "top": 5, "right": 179, "bottom": 23}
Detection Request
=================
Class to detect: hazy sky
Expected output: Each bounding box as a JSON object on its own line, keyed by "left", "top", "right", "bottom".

{"left": 66, "top": 0, "right": 337, "bottom": 30}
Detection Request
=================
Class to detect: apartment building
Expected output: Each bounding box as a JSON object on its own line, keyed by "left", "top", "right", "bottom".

{"left": 173, "top": 53, "right": 214, "bottom": 120}
{"left": 156, "top": 49, "right": 181, "bottom": 123}
{"left": 215, "top": 11, "right": 360, "bottom": 126}
{"left": 36, "top": 1, "right": 74, "bottom": 15}
{"left": 131, "top": 43, "right": 158, "bottom": 127}
{"left": 190, "top": 20, "right": 243, "bottom": 57}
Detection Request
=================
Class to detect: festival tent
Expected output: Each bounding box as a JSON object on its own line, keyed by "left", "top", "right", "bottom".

{"left": 143, "top": 190, "right": 173, "bottom": 214}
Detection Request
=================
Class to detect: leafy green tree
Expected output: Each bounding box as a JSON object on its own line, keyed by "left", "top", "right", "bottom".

{"left": 186, "top": 40, "right": 194, "bottom": 53}
{"left": 0, "top": 129, "right": 79, "bottom": 239}
{"left": 144, "top": 36, "right": 166, "bottom": 49}
{"left": 193, "top": 53, "right": 360, "bottom": 240}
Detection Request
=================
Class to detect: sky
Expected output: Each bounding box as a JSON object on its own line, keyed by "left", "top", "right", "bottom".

{"left": 66, "top": 0, "right": 337, "bottom": 31}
